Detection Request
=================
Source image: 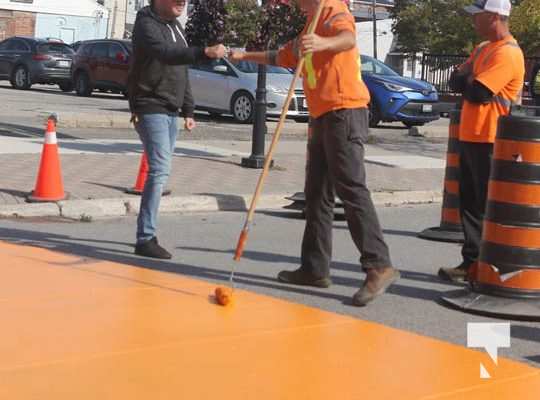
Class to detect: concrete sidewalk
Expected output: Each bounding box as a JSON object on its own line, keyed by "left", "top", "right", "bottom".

{"left": 0, "top": 136, "right": 446, "bottom": 220}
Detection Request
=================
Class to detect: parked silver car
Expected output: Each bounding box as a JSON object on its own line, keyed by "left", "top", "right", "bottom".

{"left": 189, "top": 59, "right": 308, "bottom": 123}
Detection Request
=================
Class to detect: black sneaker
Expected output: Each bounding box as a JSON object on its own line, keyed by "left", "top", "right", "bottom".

{"left": 438, "top": 264, "right": 469, "bottom": 283}
{"left": 277, "top": 268, "right": 332, "bottom": 288}
{"left": 134, "top": 237, "right": 172, "bottom": 259}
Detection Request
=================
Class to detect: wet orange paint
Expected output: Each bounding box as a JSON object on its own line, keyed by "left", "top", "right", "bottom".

{"left": 0, "top": 241, "right": 539, "bottom": 399}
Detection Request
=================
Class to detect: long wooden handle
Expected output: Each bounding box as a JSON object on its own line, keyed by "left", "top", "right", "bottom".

{"left": 234, "top": 0, "right": 326, "bottom": 260}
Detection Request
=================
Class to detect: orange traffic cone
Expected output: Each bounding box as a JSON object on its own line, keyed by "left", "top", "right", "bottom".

{"left": 27, "top": 118, "right": 67, "bottom": 203}
{"left": 125, "top": 152, "right": 171, "bottom": 196}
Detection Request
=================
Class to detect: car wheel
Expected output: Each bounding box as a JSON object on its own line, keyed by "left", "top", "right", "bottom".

{"left": 231, "top": 91, "right": 254, "bottom": 123}
{"left": 368, "top": 102, "right": 381, "bottom": 128}
{"left": 75, "top": 72, "right": 92, "bottom": 97}
{"left": 58, "top": 82, "right": 73, "bottom": 92}
{"left": 10, "top": 65, "right": 31, "bottom": 90}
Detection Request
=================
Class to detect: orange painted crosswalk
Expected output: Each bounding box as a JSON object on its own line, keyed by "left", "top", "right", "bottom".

{"left": 0, "top": 241, "right": 539, "bottom": 399}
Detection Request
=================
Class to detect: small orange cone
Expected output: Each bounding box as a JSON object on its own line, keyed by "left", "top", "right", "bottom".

{"left": 125, "top": 152, "right": 172, "bottom": 196}
{"left": 27, "top": 118, "right": 67, "bottom": 203}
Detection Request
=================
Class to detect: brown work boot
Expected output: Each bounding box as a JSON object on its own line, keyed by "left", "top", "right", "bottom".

{"left": 438, "top": 264, "right": 469, "bottom": 283}
{"left": 352, "top": 267, "right": 400, "bottom": 306}
{"left": 277, "top": 268, "right": 332, "bottom": 288}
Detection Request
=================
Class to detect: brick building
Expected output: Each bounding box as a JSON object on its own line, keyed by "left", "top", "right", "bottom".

{"left": 0, "top": 0, "right": 109, "bottom": 43}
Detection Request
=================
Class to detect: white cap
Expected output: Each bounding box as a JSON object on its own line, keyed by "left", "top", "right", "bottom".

{"left": 464, "top": 0, "right": 511, "bottom": 16}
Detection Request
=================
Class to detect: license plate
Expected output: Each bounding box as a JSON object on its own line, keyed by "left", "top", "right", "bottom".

{"left": 58, "top": 60, "right": 70, "bottom": 68}
{"left": 422, "top": 104, "right": 433, "bottom": 113}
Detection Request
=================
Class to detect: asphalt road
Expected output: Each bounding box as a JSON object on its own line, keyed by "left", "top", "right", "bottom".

{"left": 0, "top": 83, "right": 450, "bottom": 160}
{"left": 1, "top": 203, "right": 538, "bottom": 367}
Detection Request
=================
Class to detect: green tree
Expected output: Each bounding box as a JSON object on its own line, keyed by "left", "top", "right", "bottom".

{"left": 392, "top": 0, "right": 539, "bottom": 56}
{"left": 391, "top": 0, "right": 477, "bottom": 55}
{"left": 223, "top": 0, "right": 262, "bottom": 48}
{"left": 510, "top": 0, "right": 540, "bottom": 55}
{"left": 246, "top": 0, "right": 306, "bottom": 51}
{"left": 185, "top": 0, "right": 227, "bottom": 47}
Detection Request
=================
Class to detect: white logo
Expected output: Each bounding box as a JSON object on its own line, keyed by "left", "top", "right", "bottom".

{"left": 467, "top": 322, "right": 511, "bottom": 379}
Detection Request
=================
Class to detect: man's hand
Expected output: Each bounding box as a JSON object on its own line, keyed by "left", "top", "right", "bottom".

{"left": 205, "top": 44, "right": 227, "bottom": 59}
{"left": 184, "top": 117, "right": 196, "bottom": 132}
{"left": 228, "top": 49, "right": 245, "bottom": 63}
{"left": 301, "top": 33, "right": 330, "bottom": 54}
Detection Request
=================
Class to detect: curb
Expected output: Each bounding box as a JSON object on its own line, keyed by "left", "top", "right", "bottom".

{"left": 39, "top": 111, "right": 132, "bottom": 129}
{"left": 0, "top": 190, "right": 442, "bottom": 220}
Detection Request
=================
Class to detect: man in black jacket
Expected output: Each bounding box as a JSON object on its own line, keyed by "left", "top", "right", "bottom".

{"left": 129, "top": 0, "right": 226, "bottom": 259}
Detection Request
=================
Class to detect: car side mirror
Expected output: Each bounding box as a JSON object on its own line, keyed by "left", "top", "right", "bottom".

{"left": 213, "top": 65, "right": 228, "bottom": 73}
{"left": 116, "top": 52, "right": 126, "bottom": 62}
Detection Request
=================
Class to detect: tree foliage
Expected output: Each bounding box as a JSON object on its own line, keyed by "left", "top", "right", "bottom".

{"left": 510, "top": 0, "right": 540, "bottom": 55}
{"left": 246, "top": 0, "right": 306, "bottom": 51}
{"left": 185, "top": 0, "right": 227, "bottom": 47}
{"left": 391, "top": 0, "right": 540, "bottom": 56}
{"left": 391, "top": 0, "right": 477, "bottom": 55}
{"left": 186, "top": 0, "right": 305, "bottom": 50}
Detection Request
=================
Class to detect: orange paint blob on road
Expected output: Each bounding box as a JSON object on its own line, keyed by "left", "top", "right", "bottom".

{"left": 0, "top": 241, "right": 538, "bottom": 399}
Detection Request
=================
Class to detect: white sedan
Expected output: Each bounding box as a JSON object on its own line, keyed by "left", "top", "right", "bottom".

{"left": 189, "top": 58, "right": 308, "bottom": 123}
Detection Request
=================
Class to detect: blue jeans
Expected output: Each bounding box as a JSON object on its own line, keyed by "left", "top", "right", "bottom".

{"left": 135, "top": 114, "right": 178, "bottom": 243}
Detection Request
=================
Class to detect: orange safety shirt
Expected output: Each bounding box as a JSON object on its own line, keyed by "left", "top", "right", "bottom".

{"left": 459, "top": 36, "right": 525, "bottom": 143}
{"left": 276, "top": 0, "right": 370, "bottom": 118}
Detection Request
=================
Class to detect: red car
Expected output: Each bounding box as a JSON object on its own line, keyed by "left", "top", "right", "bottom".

{"left": 71, "top": 39, "right": 132, "bottom": 97}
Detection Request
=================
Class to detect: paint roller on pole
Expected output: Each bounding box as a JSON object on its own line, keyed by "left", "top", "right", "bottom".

{"left": 214, "top": 0, "right": 327, "bottom": 306}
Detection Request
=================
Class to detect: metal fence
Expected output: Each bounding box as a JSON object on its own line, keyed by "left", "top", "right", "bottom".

{"left": 421, "top": 53, "right": 540, "bottom": 97}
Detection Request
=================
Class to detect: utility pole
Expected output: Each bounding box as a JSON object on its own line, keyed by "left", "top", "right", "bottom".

{"left": 372, "top": 0, "right": 377, "bottom": 59}
{"left": 241, "top": 0, "right": 269, "bottom": 169}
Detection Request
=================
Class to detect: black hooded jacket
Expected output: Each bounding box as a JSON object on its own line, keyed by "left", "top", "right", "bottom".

{"left": 128, "top": 6, "right": 208, "bottom": 116}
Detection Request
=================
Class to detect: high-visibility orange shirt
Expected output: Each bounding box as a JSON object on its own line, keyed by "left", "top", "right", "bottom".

{"left": 276, "top": 0, "right": 370, "bottom": 118}
{"left": 459, "top": 36, "right": 525, "bottom": 143}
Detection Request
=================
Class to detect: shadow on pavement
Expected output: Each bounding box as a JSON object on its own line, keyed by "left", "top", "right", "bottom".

{"left": 0, "top": 121, "right": 79, "bottom": 139}
{"left": 0, "top": 225, "right": 454, "bottom": 305}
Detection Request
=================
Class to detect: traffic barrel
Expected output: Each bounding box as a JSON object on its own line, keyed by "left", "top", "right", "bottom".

{"left": 27, "top": 117, "right": 68, "bottom": 203}
{"left": 442, "top": 115, "right": 540, "bottom": 321}
{"left": 126, "top": 152, "right": 171, "bottom": 196}
{"left": 418, "top": 109, "right": 464, "bottom": 242}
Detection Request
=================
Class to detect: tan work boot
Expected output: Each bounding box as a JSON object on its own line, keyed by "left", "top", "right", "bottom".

{"left": 438, "top": 264, "right": 469, "bottom": 283}
{"left": 352, "top": 267, "right": 400, "bottom": 306}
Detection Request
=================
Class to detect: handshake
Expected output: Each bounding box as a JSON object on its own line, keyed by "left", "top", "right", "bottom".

{"left": 203, "top": 44, "right": 245, "bottom": 62}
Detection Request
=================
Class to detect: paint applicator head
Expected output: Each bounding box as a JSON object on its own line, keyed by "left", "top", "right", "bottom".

{"left": 215, "top": 286, "right": 233, "bottom": 306}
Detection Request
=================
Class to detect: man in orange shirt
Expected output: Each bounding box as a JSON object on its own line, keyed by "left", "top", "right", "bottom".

{"left": 439, "top": 0, "right": 525, "bottom": 282}
{"left": 230, "top": 0, "right": 399, "bottom": 306}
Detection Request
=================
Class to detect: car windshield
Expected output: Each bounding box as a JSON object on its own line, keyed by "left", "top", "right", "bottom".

{"left": 38, "top": 43, "right": 74, "bottom": 54}
{"left": 360, "top": 55, "right": 398, "bottom": 76}
{"left": 234, "top": 60, "right": 290, "bottom": 74}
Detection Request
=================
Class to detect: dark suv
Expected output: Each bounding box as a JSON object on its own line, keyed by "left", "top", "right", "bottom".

{"left": 0, "top": 37, "right": 74, "bottom": 91}
{"left": 71, "top": 39, "right": 132, "bottom": 97}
